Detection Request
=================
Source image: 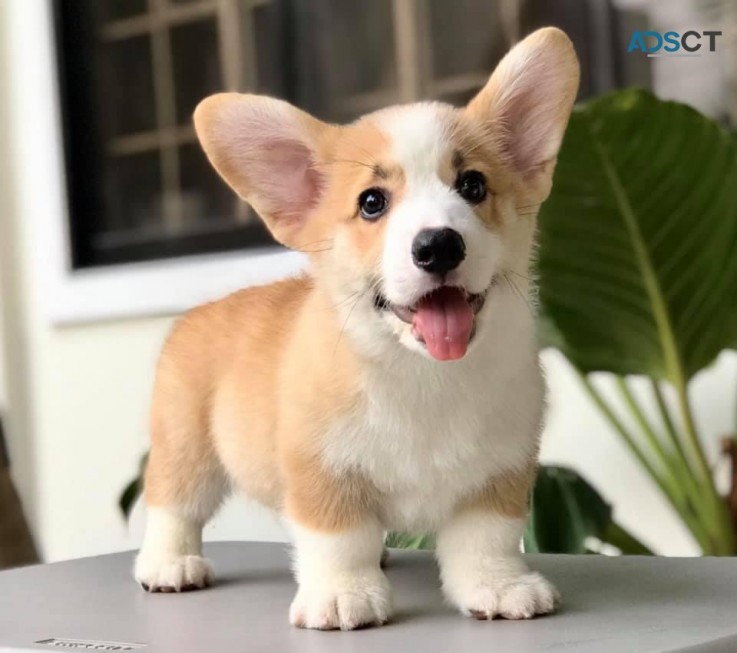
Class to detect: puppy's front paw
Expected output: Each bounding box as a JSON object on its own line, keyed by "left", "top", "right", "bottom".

{"left": 454, "top": 572, "right": 559, "bottom": 620}
{"left": 289, "top": 571, "right": 392, "bottom": 630}
{"left": 135, "top": 553, "right": 214, "bottom": 592}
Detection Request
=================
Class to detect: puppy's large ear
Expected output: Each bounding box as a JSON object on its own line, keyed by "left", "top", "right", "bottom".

{"left": 467, "top": 28, "right": 579, "bottom": 194}
{"left": 194, "top": 94, "right": 331, "bottom": 247}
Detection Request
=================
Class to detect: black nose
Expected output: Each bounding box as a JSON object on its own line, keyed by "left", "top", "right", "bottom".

{"left": 411, "top": 228, "right": 466, "bottom": 276}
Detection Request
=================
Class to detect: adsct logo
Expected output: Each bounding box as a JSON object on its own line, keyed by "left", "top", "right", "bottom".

{"left": 627, "top": 30, "right": 722, "bottom": 57}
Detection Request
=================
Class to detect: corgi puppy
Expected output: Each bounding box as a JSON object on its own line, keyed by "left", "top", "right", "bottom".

{"left": 134, "top": 28, "right": 579, "bottom": 630}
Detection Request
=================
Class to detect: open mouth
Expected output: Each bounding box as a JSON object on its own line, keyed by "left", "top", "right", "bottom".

{"left": 373, "top": 285, "right": 489, "bottom": 361}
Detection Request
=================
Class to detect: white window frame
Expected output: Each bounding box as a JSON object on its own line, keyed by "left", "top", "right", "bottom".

{"left": 11, "top": 0, "right": 303, "bottom": 327}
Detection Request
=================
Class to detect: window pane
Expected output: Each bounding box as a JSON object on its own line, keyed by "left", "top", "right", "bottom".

{"left": 171, "top": 20, "right": 223, "bottom": 125}
{"left": 103, "top": 151, "right": 164, "bottom": 234}
{"left": 291, "top": 0, "right": 398, "bottom": 119}
{"left": 97, "top": 35, "right": 157, "bottom": 138}
{"left": 179, "top": 143, "right": 236, "bottom": 226}
{"left": 253, "top": 1, "right": 288, "bottom": 96}
{"left": 321, "top": 0, "right": 397, "bottom": 97}
{"left": 94, "top": 0, "right": 148, "bottom": 22}
{"left": 428, "top": 0, "right": 506, "bottom": 80}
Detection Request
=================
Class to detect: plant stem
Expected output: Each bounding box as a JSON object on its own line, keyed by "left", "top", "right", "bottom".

{"left": 579, "top": 373, "right": 667, "bottom": 494}
{"left": 577, "top": 371, "right": 712, "bottom": 552}
{"left": 615, "top": 377, "right": 695, "bottom": 511}
{"left": 675, "top": 383, "right": 735, "bottom": 554}
{"left": 650, "top": 379, "right": 690, "bottom": 471}
{"left": 675, "top": 382, "right": 713, "bottom": 486}
{"left": 648, "top": 379, "right": 709, "bottom": 520}
{"left": 615, "top": 377, "right": 674, "bottom": 476}
{"left": 616, "top": 376, "right": 700, "bottom": 512}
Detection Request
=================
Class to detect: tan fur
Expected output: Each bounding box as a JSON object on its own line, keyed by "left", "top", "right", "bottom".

{"left": 145, "top": 267, "right": 383, "bottom": 531}
{"left": 145, "top": 278, "right": 311, "bottom": 513}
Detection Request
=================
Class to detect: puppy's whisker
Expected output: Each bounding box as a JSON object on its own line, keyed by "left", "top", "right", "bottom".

{"left": 294, "top": 238, "right": 335, "bottom": 254}
{"left": 331, "top": 290, "right": 363, "bottom": 310}
{"left": 503, "top": 273, "right": 534, "bottom": 315}
{"left": 505, "top": 269, "right": 534, "bottom": 283}
{"left": 333, "top": 291, "right": 366, "bottom": 356}
{"left": 342, "top": 139, "right": 381, "bottom": 166}
{"left": 312, "top": 159, "right": 375, "bottom": 171}
{"left": 294, "top": 238, "right": 334, "bottom": 247}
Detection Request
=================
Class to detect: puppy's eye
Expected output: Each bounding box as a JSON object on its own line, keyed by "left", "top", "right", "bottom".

{"left": 358, "top": 188, "right": 388, "bottom": 220}
{"left": 456, "top": 170, "right": 487, "bottom": 204}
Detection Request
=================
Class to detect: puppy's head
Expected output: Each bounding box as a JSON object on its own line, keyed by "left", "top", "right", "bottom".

{"left": 195, "top": 28, "right": 579, "bottom": 362}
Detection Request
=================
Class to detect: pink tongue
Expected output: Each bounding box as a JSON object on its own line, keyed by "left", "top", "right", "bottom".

{"left": 412, "top": 287, "right": 474, "bottom": 361}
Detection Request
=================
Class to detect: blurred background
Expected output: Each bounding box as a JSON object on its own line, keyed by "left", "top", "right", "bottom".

{"left": 0, "top": 0, "right": 735, "bottom": 566}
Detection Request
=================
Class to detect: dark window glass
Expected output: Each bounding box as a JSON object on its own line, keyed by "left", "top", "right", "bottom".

{"left": 98, "top": 35, "right": 157, "bottom": 138}
{"left": 171, "top": 20, "right": 223, "bottom": 125}
{"left": 103, "top": 151, "right": 164, "bottom": 235}
{"left": 253, "top": 1, "right": 290, "bottom": 97}
{"left": 178, "top": 143, "right": 235, "bottom": 224}
{"left": 95, "top": 0, "right": 147, "bottom": 22}
{"left": 428, "top": 0, "right": 507, "bottom": 80}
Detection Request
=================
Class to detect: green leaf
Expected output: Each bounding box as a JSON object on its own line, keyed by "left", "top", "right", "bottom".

{"left": 602, "top": 521, "right": 654, "bottom": 555}
{"left": 525, "top": 465, "right": 612, "bottom": 554}
{"left": 385, "top": 531, "right": 436, "bottom": 550}
{"left": 118, "top": 453, "right": 148, "bottom": 519}
{"left": 538, "top": 89, "right": 737, "bottom": 382}
{"left": 118, "top": 478, "right": 141, "bottom": 519}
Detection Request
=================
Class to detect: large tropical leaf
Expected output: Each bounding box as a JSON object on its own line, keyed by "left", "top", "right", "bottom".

{"left": 538, "top": 89, "right": 737, "bottom": 381}
{"left": 525, "top": 465, "right": 653, "bottom": 555}
{"left": 524, "top": 465, "right": 610, "bottom": 554}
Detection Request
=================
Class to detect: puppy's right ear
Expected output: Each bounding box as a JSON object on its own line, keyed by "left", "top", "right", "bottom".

{"left": 466, "top": 28, "right": 579, "bottom": 199}
{"left": 194, "top": 94, "right": 332, "bottom": 248}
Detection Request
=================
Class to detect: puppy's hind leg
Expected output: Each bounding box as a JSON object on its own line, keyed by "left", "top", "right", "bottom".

{"left": 134, "top": 420, "right": 228, "bottom": 593}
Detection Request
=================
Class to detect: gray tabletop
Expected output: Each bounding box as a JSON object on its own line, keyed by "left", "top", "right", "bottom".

{"left": 1, "top": 541, "right": 737, "bottom": 652}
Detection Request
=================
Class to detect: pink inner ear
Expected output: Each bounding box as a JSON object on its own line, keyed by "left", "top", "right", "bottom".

{"left": 249, "top": 139, "right": 322, "bottom": 224}
{"left": 494, "top": 57, "right": 569, "bottom": 176}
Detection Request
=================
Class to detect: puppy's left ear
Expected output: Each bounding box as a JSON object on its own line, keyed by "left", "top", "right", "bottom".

{"left": 467, "top": 27, "right": 579, "bottom": 195}
{"left": 194, "top": 93, "right": 333, "bottom": 248}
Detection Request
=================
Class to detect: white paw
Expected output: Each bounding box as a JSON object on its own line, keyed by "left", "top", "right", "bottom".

{"left": 455, "top": 572, "right": 559, "bottom": 620}
{"left": 289, "top": 571, "right": 392, "bottom": 630}
{"left": 134, "top": 553, "right": 214, "bottom": 592}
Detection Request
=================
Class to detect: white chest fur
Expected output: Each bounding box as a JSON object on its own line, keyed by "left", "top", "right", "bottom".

{"left": 321, "top": 304, "right": 545, "bottom": 532}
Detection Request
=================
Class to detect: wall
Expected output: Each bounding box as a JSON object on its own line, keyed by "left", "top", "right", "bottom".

{"left": 0, "top": 271, "right": 6, "bottom": 410}
{"left": 1, "top": 0, "right": 735, "bottom": 564}
{"left": 0, "top": 3, "right": 10, "bottom": 413}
